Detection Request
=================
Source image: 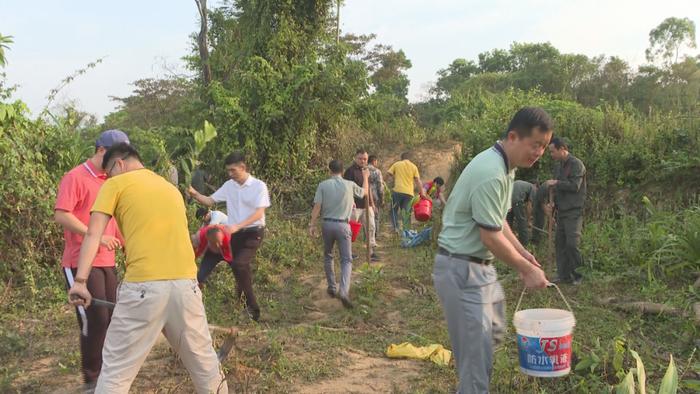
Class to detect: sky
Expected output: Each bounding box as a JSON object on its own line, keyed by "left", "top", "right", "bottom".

{"left": 1, "top": 0, "right": 699, "bottom": 120}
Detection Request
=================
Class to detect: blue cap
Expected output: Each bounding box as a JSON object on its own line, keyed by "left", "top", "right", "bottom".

{"left": 95, "top": 129, "right": 130, "bottom": 148}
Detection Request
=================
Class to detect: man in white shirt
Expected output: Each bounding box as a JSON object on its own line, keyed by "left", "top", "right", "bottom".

{"left": 188, "top": 151, "right": 271, "bottom": 322}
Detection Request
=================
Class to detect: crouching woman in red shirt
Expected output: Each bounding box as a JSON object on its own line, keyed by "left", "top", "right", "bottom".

{"left": 192, "top": 225, "right": 233, "bottom": 288}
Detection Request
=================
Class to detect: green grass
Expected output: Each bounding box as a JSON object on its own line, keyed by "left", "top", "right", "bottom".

{"left": 0, "top": 210, "right": 697, "bottom": 393}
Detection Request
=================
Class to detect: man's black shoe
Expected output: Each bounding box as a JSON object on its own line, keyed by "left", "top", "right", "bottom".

{"left": 370, "top": 253, "right": 380, "bottom": 262}
{"left": 340, "top": 297, "right": 354, "bottom": 309}
{"left": 247, "top": 307, "right": 260, "bottom": 322}
{"left": 327, "top": 288, "right": 336, "bottom": 298}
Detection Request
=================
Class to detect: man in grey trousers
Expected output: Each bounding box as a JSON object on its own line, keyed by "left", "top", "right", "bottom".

{"left": 309, "top": 159, "right": 368, "bottom": 309}
{"left": 434, "top": 107, "right": 550, "bottom": 393}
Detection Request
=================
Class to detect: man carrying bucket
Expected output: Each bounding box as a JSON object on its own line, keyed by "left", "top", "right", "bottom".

{"left": 344, "top": 149, "right": 379, "bottom": 261}
{"left": 433, "top": 107, "right": 551, "bottom": 394}
{"left": 424, "top": 176, "right": 447, "bottom": 207}
{"left": 367, "top": 155, "right": 384, "bottom": 243}
{"left": 387, "top": 151, "right": 428, "bottom": 231}
{"left": 309, "top": 159, "right": 368, "bottom": 309}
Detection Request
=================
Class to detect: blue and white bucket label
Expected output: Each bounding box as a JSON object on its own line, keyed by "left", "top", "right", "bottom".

{"left": 517, "top": 334, "right": 572, "bottom": 372}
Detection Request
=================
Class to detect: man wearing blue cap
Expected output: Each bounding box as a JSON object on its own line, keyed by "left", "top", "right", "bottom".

{"left": 55, "top": 129, "right": 129, "bottom": 391}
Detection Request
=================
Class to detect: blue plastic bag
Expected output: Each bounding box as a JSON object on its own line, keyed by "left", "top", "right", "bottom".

{"left": 401, "top": 227, "right": 432, "bottom": 248}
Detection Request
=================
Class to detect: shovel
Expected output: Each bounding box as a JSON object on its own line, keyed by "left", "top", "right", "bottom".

{"left": 69, "top": 294, "right": 115, "bottom": 308}
{"left": 69, "top": 294, "right": 238, "bottom": 361}
{"left": 216, "top": 327, "right": 239, "bottom": 362}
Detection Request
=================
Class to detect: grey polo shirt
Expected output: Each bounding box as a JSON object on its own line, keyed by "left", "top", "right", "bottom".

{"left": 313, "top": 175, "right": 364, "bottom": 221}
{"left": 438, "top": 144, "right": 515, "bottom": 259}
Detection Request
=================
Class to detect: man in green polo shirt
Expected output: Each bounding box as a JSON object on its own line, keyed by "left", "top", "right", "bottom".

{"left": 434, "top": 107, "right": 551, "bottom": 394}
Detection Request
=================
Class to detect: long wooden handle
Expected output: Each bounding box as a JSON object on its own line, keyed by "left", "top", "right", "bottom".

{"left": 365, "top": 188, "right": 372, "bottom": 264}
{"left": 547, "top": 186, "right": 555, "bottom": 267}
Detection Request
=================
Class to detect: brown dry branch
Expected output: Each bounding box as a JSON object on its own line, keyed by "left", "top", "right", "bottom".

{"left": 596, "top": 297, "right": 700, "bottom": 326}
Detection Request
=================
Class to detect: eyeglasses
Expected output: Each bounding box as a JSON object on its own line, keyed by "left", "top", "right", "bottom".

{"left": 107, "top": 154, "right": 131, "bottom": 177}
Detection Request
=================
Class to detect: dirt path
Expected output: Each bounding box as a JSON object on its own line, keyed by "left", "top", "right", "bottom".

{"left": 8, "top": 142, "right": 461, "bottom": 394}
{"left": 290, "top": 238, "right": 427, "bottom": 393}
{"left": 296, "top": 350, "right": 423, "bottom": 394}
{"left": 285, "top": 142, "right": 460, "bottom": 393}
{"left": 378, "top": 140, "right": 461, "bottom": 184}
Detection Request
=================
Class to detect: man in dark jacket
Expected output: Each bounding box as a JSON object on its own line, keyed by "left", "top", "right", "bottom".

{"left": 545, "top": 137, "right": 586, "bottom": 284}
{"left": 344, "top": 149, "right": 379, "bottom": 261}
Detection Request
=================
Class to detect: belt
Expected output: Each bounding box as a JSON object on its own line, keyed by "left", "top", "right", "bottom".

{"left": 437, "top": 247, "right": 493, "bottom": 265}
{"left": 322, "top": 218, "right": 349, "bottom": 223}
{"left": 239, "top": 226, "right": 265, "bottom": 233}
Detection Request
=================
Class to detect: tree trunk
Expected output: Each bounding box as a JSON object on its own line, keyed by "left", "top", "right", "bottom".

{"left": 195, "top": 0, "right": 212, "bottom": 87}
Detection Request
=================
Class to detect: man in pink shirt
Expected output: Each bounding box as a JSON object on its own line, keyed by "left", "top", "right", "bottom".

{"left": 54, "top": 129, "right": 129, "bottom": 390}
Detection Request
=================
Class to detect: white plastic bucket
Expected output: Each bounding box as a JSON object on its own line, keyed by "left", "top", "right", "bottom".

{"left": 513, "top": 284, "right": 576, "bottom": 377}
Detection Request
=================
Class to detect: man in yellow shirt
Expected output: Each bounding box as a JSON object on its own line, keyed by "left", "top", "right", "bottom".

{"left": 68, "top": 143, "right": 227, "bottom": 394}
{"left": 387, "top": 151, "right": 427, "bottom": 231}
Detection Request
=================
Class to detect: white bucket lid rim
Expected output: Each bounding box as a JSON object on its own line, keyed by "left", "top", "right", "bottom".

{"left": 514, "top": 308, "right": 576, "bottom": 332}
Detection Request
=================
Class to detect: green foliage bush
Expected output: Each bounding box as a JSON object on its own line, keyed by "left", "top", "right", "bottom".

{"left": 0, "top": 101, "right": 80, "bottom": 288}
{"left": 441, "top": 89, "right": 699, "bottom": 198}
{"left": 581, "top": 200, "right": 700, "bottom": 282}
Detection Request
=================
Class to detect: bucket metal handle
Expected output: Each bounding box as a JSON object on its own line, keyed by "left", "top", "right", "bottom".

{"left": 514, "top": 282, "right": 573, "bottom": 313}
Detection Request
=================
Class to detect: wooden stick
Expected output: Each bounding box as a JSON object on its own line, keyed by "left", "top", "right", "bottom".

{"left": 209, "top": 324, "right": 272, "bottom": 336}
{"left": 0, "top": 278, "right": 12, "bottom": 307}
{"left": 208, "top": 324, "right": 239, "bottom": 335}
{"left": 547, "top": 187, "right": 555, "bottom": 268}
{"left": 346, "top": 346, "right": 373, "bottom": 357}
{"left": 296, "top": 323, "right": 357, "bottom": 332}
{"left": 597, "top": 297, "right": 687, "bottom": 317}
{"left": 365, "top": 175, "right": 374, "bottom": 264}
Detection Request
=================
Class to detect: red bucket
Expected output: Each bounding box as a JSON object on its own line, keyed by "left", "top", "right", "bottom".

{"left": 413, "top": 198, "right": 433, "bottom": 222}
{"left": 349, "top": 220, "right": 362, "bottom": 242}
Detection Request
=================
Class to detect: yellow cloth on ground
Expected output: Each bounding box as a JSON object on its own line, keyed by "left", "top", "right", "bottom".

{"left": 385, "top": 342, "right": 452, "bottom": 366}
